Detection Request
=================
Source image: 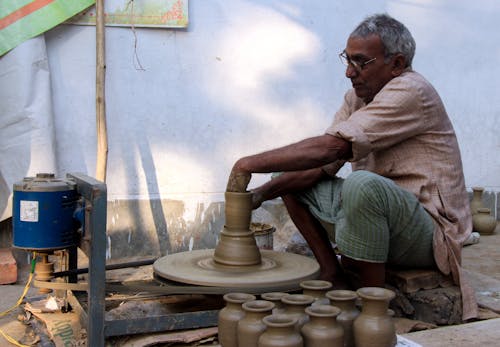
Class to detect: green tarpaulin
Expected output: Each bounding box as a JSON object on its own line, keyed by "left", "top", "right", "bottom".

{"left": 0, "top": 0, "right": 95, "bottom": 56}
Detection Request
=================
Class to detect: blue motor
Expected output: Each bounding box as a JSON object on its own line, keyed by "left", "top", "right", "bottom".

{"left": 13, "top": 173, "right": 80, "bottom": 250}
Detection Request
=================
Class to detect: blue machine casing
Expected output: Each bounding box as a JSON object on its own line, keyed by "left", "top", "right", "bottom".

{"left": 12, "top": 174, "right": 80, "bottom": 250}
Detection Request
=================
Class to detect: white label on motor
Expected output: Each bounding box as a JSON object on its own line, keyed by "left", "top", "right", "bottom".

{"left": 20, "top": 200, "right": 39, "bottom": 222}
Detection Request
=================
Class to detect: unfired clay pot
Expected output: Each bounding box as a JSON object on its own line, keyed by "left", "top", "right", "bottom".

{"left": 300, "top": 280, "right": 332, "bottom": 305}
{"left": 353, "top": 287, "right": 396, "bottom": 347}
{"left": 219, "top": 293, "right": 256, "bottom": 347}
{"left": 281, "top": 294, "right": 314, "bottom": 331}
{"left": 258, "top": 314, "right": 303, "bottom": 347}
{"left": 214, "top": 191, "right": 262, "bottom": 266}
{"left": 326, "top": 290, "right": 359, "bottom": 347}
{"left": 213, "top": 228, "right": 262, "bottom": 266}
{"left": 301, "top": 304, "right": 344, "bottom": 347}
{"left": 472, "top": 208, "right": 497, "bottom": 235}
{"left": 261, "top": 292, "right": 289, "bottom": 314}
{"left": 224, "top": 191, "right": 253, "bottom": 229}
{"left": 238, "top": 300, "right": 275, "bottom": 347}
{"left": 470, "top": 186, "right": 485, "bottom": 215}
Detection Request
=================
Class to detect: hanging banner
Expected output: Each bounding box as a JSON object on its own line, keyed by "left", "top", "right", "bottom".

{"left": 0, "top": 0, "right": 95, "bottom": 56}
{"left": 66, "top": 0, "right": 188, "bottom": 28}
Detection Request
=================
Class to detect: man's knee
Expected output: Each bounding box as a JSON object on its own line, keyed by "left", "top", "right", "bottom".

{"left": 342, "top": 170, "right": 389, "bottom": 210}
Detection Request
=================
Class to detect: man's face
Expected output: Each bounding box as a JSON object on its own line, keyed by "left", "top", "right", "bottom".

{"left": 343, "top": 34, "right": 396, "bottom": 103}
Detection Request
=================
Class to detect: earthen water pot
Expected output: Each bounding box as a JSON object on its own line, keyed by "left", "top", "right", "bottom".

{"left": 213, "top": 191, "right": 262, "bottom": 266}
{"left": 238, "top": 300, "right": 275, "bottom": 347}
{"left": 472, "top": 208, "right": 497, "bottom": 235}
{"left": 470, "top": 186, "right": 485, "bottom": 215}
{"left": 301, "top": 304, "right": 344, "bottom": 347}
{"left": 218, "top": 292, "right": 256, "bottom": 347}
{"left": 258, "top": 314, "right": 303, "bottom": 347}
{"left": 353, "top": 287, "right": 396, "bottom": 347}
{"left": 326, "top": 290, "right": 359, "bottom": 347}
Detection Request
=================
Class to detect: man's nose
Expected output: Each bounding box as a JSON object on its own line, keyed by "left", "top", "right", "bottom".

{"left": 345, "top": 64, "right": 358, "bottom": 78}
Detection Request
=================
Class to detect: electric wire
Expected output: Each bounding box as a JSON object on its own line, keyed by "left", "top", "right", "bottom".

{"left": 0, "top": 253, "right": 36, "bottom": 347}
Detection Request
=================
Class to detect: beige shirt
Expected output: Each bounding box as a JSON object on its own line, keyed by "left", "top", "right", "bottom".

{"left": 326, "top": 70, "right": 477, "bottom": 320}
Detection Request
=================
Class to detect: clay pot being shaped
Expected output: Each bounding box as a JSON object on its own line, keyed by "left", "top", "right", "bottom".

{"left": 219, "top": 293, "right": 256, "bottom": 347}
{"left": 300, "top": 280, "right": 332, "bottom": 305}
{"left": 470, "top": 186, "right": 485, "bottom": 215}
{"left": 326, "top": 290, "right": 359, "bottom": 347}
{"left": 281, "top": 294, "right": 314, "bottom": 331}
{"left": 472, "top": 208, "right": 497, "bottom": 235}
{"left": 353, "top": 287, "right": 396, "bottom": 347}
{"left": 258, "top": 314, "right": 303, "bottom": 347}
{"left": 214, "top": 191, "right": 262, "bottom": 266}
{"left": 301, "top": 304, "right": 344, "bottom": 347}
{"left": 224, "top": 191, "right": 254, "bottom": 229}
{"left": 238, "top": 300, "right": 275, "bottom": 347}
{"left": 213, "top": 227, "right": 262, "bottom": 266}
{"left": 261, "top": 292, "right": 290, "bottom": 314}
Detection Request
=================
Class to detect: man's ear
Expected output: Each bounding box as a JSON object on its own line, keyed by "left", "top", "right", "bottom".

{"left": 391, "top": 53, "right": 407, "bottom": 77}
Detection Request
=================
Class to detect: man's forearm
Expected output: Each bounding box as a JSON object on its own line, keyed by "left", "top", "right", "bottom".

{"left": 236, "top": 134, "right": 351, "bottom": 174}
{"left": 253, "top": 168, "right": 326, "bottom": 203}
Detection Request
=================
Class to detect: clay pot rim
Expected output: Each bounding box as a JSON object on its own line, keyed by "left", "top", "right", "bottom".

{"left": 261, "top": 292, "right": 290, "bottom": 300}
{"left": 300, "top": 280, "right": 333, "bottom": 290}
{"left": 471, "top": 186, "right": 485, "bottom": 191}
{"left": 243, "top": 300, "right": 276, "bottom": 312}
{"left": 356, "top": 287, "right": 396, "bottom": 301}
{"left": 223, "top": 292, "right": 256, "bottom": 303}
{"left": 325, "top": 289, "right": 358, "bottom": 301}
{"left": 263, "top": 314, "right": 298, "bottom": 327}
{"left": 305, "top": 304, "right": 341, "bottom": 317}
{"left": 281, "top": 294, "right": 315, "bottom": 305}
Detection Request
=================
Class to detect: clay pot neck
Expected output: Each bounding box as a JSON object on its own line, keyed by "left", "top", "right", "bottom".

{"left": 282, "top": 294, "right": 314, "bottom": 314}
{"left": 305, "top": 305, "right": 340, "bottom": 326}
{"left": 223, "top": 293, "right": 256, "bottom": 306}
{"left": 263, "top": 314, "right": 298, "bottom": 330}
{"left": 326, "top": 290, "right": 358, "bottom": 310}
{"left": 300, "top": 280, "right": 332, "bottom": 299}
{"left": 243, "top": 300, "right": 275, "bottom": 315}
{"left": 356, "top": 287, "right": 395, "bottom": 316}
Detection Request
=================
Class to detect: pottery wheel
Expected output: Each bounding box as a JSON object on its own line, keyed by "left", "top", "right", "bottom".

{"left": 153, "top": 249, "right": 320, "bottom": 292}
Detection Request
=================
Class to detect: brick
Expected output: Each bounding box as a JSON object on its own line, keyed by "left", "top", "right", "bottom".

{"left": 386, "top": 269, "right": 454, "bottom": 294}
{"left": 0, "top": 248, "right": 17, "bottom": 284}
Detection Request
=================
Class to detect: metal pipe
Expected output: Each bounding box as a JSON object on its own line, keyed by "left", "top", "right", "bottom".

{"left": 53, "top": 258, "right": 157, "bottom": 278}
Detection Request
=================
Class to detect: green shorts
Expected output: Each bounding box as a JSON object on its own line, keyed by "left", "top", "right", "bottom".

{"left": 297, "top": 170, "right": 436, "bottom": 267}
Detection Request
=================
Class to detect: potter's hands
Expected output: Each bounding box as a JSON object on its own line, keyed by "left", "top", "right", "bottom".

{"left": 226, "top": 161, "right": 251, "bottom": 193}
{"left": 250, "top": 188, "right": 265, "bottom": 210}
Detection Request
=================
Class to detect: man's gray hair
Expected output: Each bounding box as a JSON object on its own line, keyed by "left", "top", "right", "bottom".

{"left": 350, "top": 13, "right": 416, "bottom": 67}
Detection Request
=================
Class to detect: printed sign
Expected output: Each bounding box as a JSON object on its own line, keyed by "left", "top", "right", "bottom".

{"left": 20, "top": 200, "right": 39, "bottom": 222}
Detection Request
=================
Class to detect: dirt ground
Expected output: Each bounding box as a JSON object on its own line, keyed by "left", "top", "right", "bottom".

{"left": 1, "top": 228, "right": 499, "bottom": 346}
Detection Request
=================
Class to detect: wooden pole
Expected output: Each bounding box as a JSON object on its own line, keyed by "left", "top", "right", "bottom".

{"left": 95, "top": 0, "right": 108, "bottom": 182}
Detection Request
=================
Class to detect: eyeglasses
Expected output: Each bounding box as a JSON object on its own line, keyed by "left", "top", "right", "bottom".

{"left": 339, "top": 51, "right": 377, "bottom": 72}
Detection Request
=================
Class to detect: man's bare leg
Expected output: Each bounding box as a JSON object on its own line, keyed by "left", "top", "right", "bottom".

{"left": 282, "top": 194, "right": 349, "bottom": 288}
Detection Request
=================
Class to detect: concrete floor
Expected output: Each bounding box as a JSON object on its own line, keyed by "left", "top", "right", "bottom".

{"left": 1, "top": 229, "right": 499, "bottom": 346}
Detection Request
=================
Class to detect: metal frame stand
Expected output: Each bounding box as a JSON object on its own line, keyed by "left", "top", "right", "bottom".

{"left": 65, "top": 173, "right": 219, "bottom": 347}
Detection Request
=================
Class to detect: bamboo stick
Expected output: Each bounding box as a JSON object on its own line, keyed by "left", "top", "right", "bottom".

{"left": 95, "top": 0, "right": 108, "bottom": 182}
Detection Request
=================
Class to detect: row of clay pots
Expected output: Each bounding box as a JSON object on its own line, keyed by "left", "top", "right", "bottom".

{"left": 470, "top": 187, "right": 497, "bottom": 234}
{"left": 218, "top": 285, "right": 397, "bottom": 347}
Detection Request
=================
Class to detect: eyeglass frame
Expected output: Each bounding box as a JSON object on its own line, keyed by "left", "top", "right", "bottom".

{"left": 339, "top": 50, "right": 377, "bottom": 72}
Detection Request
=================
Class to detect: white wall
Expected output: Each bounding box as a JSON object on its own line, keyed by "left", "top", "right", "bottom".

{"left": 22, "top": 0, "right": 500, "bottom": 207}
